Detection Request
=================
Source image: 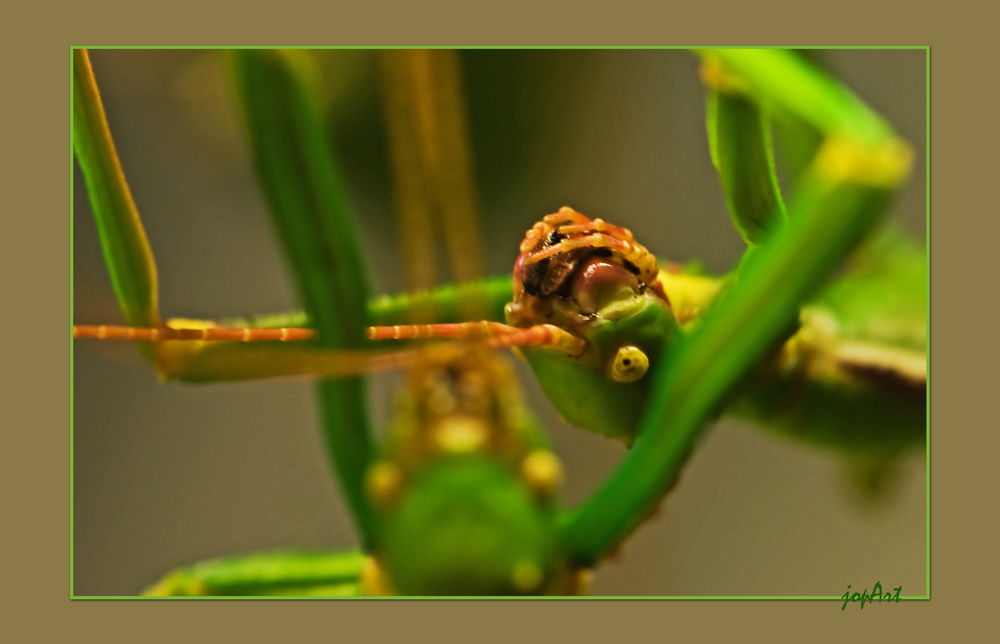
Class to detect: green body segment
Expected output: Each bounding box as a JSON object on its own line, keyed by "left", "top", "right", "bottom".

{"left": 368, "top": 276, "right": 512, "bottom": 327}
{"left": 367, "top": 346, "right": 566, "bottom": 596}
{"left": 218, "top": 275, "right": 512, "bottom": 331}
{"left": 807, "top": 227, "right": 926, "bottom": 353}
{"left": 380, "top": 459, "right": 557, "bottom": 596}
{"left": 734, "top": 365, "right": 925, "bottom": 453}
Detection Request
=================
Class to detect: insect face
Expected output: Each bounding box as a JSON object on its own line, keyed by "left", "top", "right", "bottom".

{"left": 505, "top": 208, "right": 681, "bottom": 442}
{"left": 507, "top": 206, "right": 669, "bottom": 337}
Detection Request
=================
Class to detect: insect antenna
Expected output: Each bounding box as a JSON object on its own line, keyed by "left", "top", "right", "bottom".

{"left": 366, "top": 321, "right": 586, "bottom": 355}
{"left": 73, "top": 324, "right": 316, "bottom": 342}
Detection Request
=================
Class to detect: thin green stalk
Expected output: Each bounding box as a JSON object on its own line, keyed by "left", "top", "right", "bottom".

{"left": 706, "top": 89, "right": 787, "bottom": 244}
{"left": 72, "top": 49, "right": 160, "bottom": 330}
{"left": 219, "top": 275, "right": 512, "bottom": 330}
{"left": 229, "top": 49, "right": 379, "bottom": 548}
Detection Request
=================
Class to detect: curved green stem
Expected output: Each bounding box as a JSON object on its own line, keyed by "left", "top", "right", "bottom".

{"left": 229, "top": 49, "right": 379, "bottom": 548}
{"left": 706, "top": 88, "right": 787, "bottom": 244}
{"left": 561, "top": 48, "right": 913, "bottom": 565}
{"left": 73, "top": 49, "right": 160, "bottom": 331}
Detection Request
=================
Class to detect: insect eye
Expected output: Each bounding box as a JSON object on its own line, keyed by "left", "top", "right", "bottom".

{"left": 608, "top": 345, "right": 649, "bottom": 383}
{"left": 569, "top": 257, "right": 640, "bottom": 315}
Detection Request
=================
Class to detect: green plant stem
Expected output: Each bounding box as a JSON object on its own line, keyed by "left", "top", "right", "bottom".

{"left": 72, "top": 49, "right": 160, "bottom": 330}
{"left": 707, "top": 89, "right": 787, "bottom": 244}
{"left": 229, "top": 49, "right": 379, "bottom": 548}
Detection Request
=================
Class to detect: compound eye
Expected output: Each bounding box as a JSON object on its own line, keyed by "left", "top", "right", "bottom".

{"left": 569, "top": 257, "right": 640, "bottom": 315}
{"left": 608, "top": 345, "right": 649, "bottom": 383}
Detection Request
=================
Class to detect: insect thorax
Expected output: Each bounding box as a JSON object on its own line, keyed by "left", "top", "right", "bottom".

{"left": 364, "top": 345, "right": 568, "bottom": 595}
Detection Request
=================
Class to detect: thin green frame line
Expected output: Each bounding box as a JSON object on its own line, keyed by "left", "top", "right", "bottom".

{"left": 69, "top": 46, "right": 76, "bottom": 600}
{"left": 924, "top": 44, "right": 932, "bottom": 600}
{"left": 72, "top": 45, "right": 929, "bottom": 51}
{"left": 69, "top": 46, "right": 929, "bottom": 600}
{"left": 71, "top": 594, "right": 925, "bottom": 600}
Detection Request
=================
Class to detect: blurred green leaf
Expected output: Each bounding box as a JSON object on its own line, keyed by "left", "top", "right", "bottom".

{"left": 229, "top": 49, "right": 379, "bottom": 547}
{"left": 706, "top": 89, "right": 787, "bottom": 244}
{"left": 73, "top": 49, "right": 160, "bottom": 330}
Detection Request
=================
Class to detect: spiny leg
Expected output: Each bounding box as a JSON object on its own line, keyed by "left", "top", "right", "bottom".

{"left": 73, "top": 324, "right": 317, "bottom": 342}
{"left": 367, "top": 321, "right": 587, "bottom": 355}
{"left": 74, "top": 317, "right": 588, "bottom": 377}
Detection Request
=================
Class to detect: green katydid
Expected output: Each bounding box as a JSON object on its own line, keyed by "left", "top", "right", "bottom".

{"left": 371, "top": 51, "right": 925, "bottom": 459}
{"left": 76, "top": 51, "right": 925, "bottom": 451}
{"left": 74, "top": 47, "right": 924, "bottom": 596}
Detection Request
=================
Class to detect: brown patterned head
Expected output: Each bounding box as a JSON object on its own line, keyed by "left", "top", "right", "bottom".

{"left": 507, "top": 207, "right": 667, "bottom": 332}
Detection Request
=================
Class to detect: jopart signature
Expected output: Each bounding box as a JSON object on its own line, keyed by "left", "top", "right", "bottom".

{"left": 842, "top": 582, "right": 902, "bottom": 610}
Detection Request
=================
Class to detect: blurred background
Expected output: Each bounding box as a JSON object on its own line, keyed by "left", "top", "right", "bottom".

{"left": 73, "top": 48, "right": 926, "bottom": 596}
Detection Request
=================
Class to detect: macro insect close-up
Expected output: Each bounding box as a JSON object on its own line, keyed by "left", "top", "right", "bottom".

{"left": 72, "top": 47, "right": 928, "bottom": 597}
